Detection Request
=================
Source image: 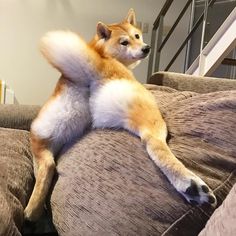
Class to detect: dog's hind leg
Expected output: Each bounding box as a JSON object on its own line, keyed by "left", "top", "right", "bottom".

{"left": 126, "top": 97, "right": 217, "bottom": 207}
{"left": 24, "top": 134, "right": 55, "bottom": 221}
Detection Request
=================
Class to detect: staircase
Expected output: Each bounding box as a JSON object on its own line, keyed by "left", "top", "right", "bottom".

{"left": 147, "top": 0, "right": 236, "bottom": 82}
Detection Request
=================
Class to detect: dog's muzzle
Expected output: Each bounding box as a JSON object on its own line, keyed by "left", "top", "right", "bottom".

{"left": 142, "top": 45, "right": 151, "bottom": 55}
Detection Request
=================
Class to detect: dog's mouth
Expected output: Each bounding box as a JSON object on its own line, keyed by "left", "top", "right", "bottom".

{"left": 140, "top": 52, "right": 150, "bottom": 59}
{"left": 134, "top": 52, "right": 150, "bottom": 60}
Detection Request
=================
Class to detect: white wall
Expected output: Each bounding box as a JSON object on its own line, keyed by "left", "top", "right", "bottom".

{"left": 0, "top": 0, "right": 165, "bottom": 105}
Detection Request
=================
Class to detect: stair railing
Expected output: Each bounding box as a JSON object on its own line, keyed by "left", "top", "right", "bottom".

{"left": 147, "top": 0, "right": 219, "bottom": 82}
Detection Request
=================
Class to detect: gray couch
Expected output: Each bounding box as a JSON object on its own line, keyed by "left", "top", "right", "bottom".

{"left": 0, "top": 72, "right": 236, "bottom": 236}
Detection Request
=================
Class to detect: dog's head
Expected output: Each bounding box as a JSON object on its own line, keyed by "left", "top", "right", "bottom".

{"left": 91, "top": 9, "right": 150, "bottom": 69}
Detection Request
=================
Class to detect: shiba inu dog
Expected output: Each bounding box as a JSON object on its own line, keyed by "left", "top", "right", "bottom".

{"left": 24, "top": 9, "right": 216, "bottom": 221}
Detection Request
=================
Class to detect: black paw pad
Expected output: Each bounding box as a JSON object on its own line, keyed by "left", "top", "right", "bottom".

{"left": 208, "top": 195, "right": 216, "bottom": 204}
{"left": 201, "top": 185, "right": 210, "bottom": 193}
{"left": 189, "top": 200, "right": 199, "bottom": 206}
{"left": 185, "top": 180, "right": 199, "bottom": 197}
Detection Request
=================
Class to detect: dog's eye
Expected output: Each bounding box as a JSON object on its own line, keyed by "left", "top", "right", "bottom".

{"left": 120, "top": 40, "right": 129, "bottom": 46}
{"left": 135, "top": 34, "right": 140, "bottom": 39}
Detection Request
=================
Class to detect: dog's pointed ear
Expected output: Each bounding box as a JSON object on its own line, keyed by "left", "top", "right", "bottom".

{"left": 97, "top": 22, "right": 111, "bottom": 40}
{"left": 125, "top": 8, "right": 136, "bottom": 26}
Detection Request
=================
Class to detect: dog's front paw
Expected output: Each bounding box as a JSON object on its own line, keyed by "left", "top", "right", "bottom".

{"left": 174, "top": 173, "right": 217, "bottom": 207}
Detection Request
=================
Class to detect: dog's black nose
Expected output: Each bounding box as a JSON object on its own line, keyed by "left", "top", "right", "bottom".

{"left": 142, "top": 45, "right": 151, "bottom": 54}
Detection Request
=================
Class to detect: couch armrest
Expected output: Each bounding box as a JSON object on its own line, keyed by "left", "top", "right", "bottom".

{"left": 148, "top": 71, "right": 236, "bottom": 93}
{"left": 0, "top": 104, "right": 40, "bottom": 131}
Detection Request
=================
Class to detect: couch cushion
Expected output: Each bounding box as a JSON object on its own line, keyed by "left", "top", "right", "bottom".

{"left": 149, "top": 71, "right": 236, "bottom": 93}
{"left": 50, "top": 86, "right": 236, "bottom": 235}
{"left": 0, "top": 128, "right": 34, "bottom": 235}
{"left": 0, "top": 105, "right": 40, "bottom": 131}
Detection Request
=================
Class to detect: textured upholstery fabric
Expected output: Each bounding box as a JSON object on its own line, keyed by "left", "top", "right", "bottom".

{"left": 199, "top": 183, "right": 236, "bottom": 236}
{"left": 0, "top": 72, "right": 235, "bottom": 235}
{"left": 149, "top": 71, "right": 236, "bottom": 93}
{"left": 50, "top": 86, "right": 236, "bottom": 236}
{"left": 0, "top": 105, "right": 40, "bottom": 131}
{"left": 0, "top": 128, "right": 34, "bottom": 236}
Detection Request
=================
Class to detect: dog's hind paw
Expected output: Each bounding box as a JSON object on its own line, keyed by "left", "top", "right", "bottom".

{"left": 174, "top": 173, "right": 217, "bottom": 207}
{"left": 24, "top": 205, "right": 44, "bottom": 222}
{"left": 182, "top": 179, "right": 216, "bottom": 207}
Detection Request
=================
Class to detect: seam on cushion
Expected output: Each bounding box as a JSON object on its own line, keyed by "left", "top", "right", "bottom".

{"left": 200, "top": 169, "right": 236, "bottom": 217}
{"left": 0, "top": 127, "right": 30, "bottom": 134}
{"left": 197, "top": 206, "right": 211, "bottom": 218}
{"left": 161, "top": 169, "right": 236, "bottom": 235}
{"left": 162, "top": 208, "right": 210, "bottom": 236}
{"left": 161, "top": 207, "right": 210, "bottom": 236}
{"left": 161, "top": 209, "right": 193, "bottom": 235}
{"left": 213, "top": 170, "right": 236, "bottom": 192}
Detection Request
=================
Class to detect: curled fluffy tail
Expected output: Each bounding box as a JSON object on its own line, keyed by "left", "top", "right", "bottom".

{"left": 40, "top": 31, "right": 100, "bottom": 83}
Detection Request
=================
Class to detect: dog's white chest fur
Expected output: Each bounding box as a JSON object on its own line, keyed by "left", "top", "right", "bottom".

{"left": 90, "top": 79, "right": 136, "bottom": 129}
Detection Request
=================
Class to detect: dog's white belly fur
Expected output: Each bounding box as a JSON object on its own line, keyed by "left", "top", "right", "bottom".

{"left": 31, "top": 86, "right": 90, "bottom": 149}
{"left": 90, "top": 80, "right": 136, "bottom": 129}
